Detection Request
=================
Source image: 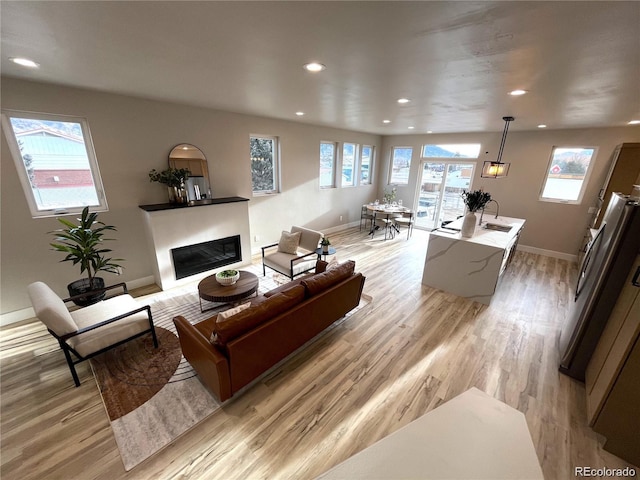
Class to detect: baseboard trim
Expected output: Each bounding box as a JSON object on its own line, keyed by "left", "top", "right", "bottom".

{"left": 1, "top": 276, "right": 158, "bottom": 327}
{"left": 322, "top": 221, "right": 360, "bottom": 235}
{"left": 517, "top": 244, "right": 578, "bottom": 263}
{"left": 126, "top": 276, "right": 156, "bottom": 290}
{"left": 0, "top": 307, "right": 36, "bottom": 327}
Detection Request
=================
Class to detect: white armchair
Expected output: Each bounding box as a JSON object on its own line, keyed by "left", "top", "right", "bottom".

{"left": 27, "top": 281, "right": 158, "bottom": 387}
{"left": 261, "top": 226, "right": 323, "bottom": 279}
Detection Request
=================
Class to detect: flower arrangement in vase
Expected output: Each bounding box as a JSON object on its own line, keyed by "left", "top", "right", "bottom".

{"left": 460, "top": 189, "right": 491, "bottom": 237}
{"left": 383, "top": 187, "right": 397, "bottom": 205}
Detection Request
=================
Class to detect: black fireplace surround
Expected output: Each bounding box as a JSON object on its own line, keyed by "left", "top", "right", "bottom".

{"left": 171, "top": 235, "right": 242, "bottom": 280}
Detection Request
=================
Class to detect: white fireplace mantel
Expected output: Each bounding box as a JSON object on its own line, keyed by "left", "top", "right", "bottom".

{"left": 140, "top": 197, "right": 251, "bottom": 290}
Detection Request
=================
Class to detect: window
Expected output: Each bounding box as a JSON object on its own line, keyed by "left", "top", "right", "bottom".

{"left": 421, "top": 144, "right": 481, "bottom": 158}
{"left": 360, "top": 145, "right": 373, "bottom": 185}
{"left": 250, "top": 135, "right": 279, "bottom": 194}
{"left": 319, "top": 141, "right": 336, "bottom": 188}
{"left": 389, "top": 147, "right": 412, "bottom": 185}
{"left": 341, "top": 143, "right": 357, "bottom": 187}
{"left": 2, "top": 110, "right": 107, "bottom": 218}
{"left": 540, "top": 146, "right": 597, "bottom": 203}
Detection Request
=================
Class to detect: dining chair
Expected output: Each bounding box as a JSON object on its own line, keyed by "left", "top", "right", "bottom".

{"left": 360, "top": 205, "right": 374, "bottom": 231}
{"left": 394, "top": 210, "right": 415, "bottom": 239}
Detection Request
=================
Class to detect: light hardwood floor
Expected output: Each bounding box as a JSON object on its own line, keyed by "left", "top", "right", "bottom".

{"left": 1, "top": 227, "right": 637, "bottom": 479}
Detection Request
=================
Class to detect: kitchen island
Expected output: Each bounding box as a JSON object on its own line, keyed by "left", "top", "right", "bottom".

{"left": 422, "top": 216, "right": 525, "bottom": 305}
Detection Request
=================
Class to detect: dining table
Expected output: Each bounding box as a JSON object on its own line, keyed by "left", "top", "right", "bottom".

{"left": 366, "top": 203, "right": 409, "bottom": 239}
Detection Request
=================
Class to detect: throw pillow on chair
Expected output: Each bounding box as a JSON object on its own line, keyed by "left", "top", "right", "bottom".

{"left": 277, "top": 231, "right": 301, "bottom": 254}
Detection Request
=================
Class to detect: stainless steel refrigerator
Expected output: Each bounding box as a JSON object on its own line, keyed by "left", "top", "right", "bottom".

{"left": 559, "top": 193, "right": 640, "bottom": 381}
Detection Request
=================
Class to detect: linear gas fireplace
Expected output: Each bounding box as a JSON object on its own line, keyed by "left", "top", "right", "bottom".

{"left": 171, "top": 235, "right": 242, "bottom": 280}
{"left": 140, "top": 197, "right": 251, "bottom": 290}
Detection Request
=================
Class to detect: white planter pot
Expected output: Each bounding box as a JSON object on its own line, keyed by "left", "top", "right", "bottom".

{"left": 461, "top": 212, "right": 477, "bottom": 238}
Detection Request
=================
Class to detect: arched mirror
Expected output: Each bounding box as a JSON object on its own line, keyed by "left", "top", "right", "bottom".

{"left": 168, "top": 144, "right": 211, "bottom": 201}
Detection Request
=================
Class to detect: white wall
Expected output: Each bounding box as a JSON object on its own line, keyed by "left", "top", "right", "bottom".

{"left": 3, "top": 77, "right": 638, "bottom": 318}
{"left": 1, "top": 78, "right": 380, "bottom": 316}
{"left": 380, "top": 128, "right": 640, "bottom": 256}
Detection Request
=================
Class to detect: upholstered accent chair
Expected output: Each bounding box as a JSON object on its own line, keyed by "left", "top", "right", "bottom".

{"left": 261, "top": 226, "right": 323, "bottom": 279}
{"left": 27, "top": 281, "right": 158, "bottom": 386}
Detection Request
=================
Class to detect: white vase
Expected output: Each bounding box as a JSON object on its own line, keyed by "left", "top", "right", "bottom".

{"left": 461, "top": 212, "right": 477, "bottom": 238}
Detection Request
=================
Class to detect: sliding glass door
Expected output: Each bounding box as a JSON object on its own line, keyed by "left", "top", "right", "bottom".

{"left": 414, "top": 162, "right": 475, "bottom": 230}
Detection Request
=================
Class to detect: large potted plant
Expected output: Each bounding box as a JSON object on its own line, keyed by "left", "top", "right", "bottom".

{"left": 149, "top": 167, "right": 190, "bottom": 204}
{"left": 460, "top": 189, "right": 491, "bottom": 237}
{"left": 50, "top": 207, "right": 123, "bottom": 306}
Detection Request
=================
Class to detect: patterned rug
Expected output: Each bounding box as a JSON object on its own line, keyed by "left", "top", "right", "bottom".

{"left": 90, "top": 297, "right": 225, "bottom": 471}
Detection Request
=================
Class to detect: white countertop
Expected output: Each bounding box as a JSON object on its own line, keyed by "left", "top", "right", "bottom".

{"left": 318, "top": 388, "right": 543, "bottom": 480}
{"left": 431, "top": 215, "right": 525, "bottom": 250}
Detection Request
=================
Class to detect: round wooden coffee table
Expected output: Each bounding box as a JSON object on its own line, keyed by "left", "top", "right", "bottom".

{"left": 198, "top": 270, "right": 259, "bottom": 312}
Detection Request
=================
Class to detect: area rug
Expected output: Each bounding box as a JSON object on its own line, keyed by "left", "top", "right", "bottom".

{"left": 90, "top": 298, "right": 224, "bottom": 471}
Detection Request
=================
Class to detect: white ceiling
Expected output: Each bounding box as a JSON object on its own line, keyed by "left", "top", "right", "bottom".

{"left": 1, "top": 1, "right": 639, "bottom": 135}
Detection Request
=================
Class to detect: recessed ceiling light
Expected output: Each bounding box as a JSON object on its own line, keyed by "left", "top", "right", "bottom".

{"left": 427, "top": 130, "right": 433, "bottom": 134}
{"left": 182, "top": 146, "right": 189, "bottom": 150}
{"left": 538, "top": 124, "right": 547, "bottom": 128}
{"left": 10, "top": 57, "right": 39, "bottom": 68}
{"left": 382, "top": 120, "right": 391, "bottom": 124}
{"left": 303, "top": 62, "right": 326, "bottom": 72}
{"left": 628, "top": 120, "right": 640, "bottom": 125}
{"left": 295, "top": 111, "right": 304, "bottom": 116}
{"left": 509, "top": 89, "right": 527, "bottom": 96}
{"left": 408, "top": 126, "right": 415, "bottom": 130}
{"left": 397, "top": 98, "right": 410, "bottom": 104}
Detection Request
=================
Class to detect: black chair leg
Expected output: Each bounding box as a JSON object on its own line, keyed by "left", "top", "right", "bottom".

{"left": 61, "top": 345, "right": 81, "bottom": 387}
{"left": 145, "top": 307, "right": 159, "bottom": 348}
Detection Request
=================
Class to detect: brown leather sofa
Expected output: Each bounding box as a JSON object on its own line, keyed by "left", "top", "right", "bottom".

{"left": 174, "top": 260, "right": 365, "bottom": 402}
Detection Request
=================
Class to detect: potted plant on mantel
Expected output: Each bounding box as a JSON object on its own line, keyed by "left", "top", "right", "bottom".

{"left": 460, "top": 189, "right": 492, "bottom": 238}
{"left": 50, "top": 207, "right": 123, "bottom": 306}
{"left": 148, "top": 167, "right": 190, "bottom": 204}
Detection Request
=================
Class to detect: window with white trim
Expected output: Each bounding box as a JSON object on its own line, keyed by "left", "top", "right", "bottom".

{"left": 540, "top": 146, "right": 597, "bottom": 203}
{"left": 421, "top": 144, "right": 481, "bottom": 158}
{"left": 389, "top": 146, "right": 412, "bottom": 185}
{"left": 250, "top": 135, "right": 279, "bottom": 194}
{"left": 2, "top": 110, "right": 108, "bottom": 218}
{"left": 360, "top": 145, "right": 373, "bottom": 185}
{"left": 341, "top": 143, "right": 357, "bottom": 187}
{"left": 319, "top": 141, "right": 336, "bottom": 188}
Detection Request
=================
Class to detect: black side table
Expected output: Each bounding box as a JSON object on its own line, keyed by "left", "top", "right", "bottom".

{"left": 315, "top": 246, "right": 336, "bottom": 261}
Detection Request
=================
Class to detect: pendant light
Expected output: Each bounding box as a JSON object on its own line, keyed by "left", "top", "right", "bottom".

{"left": 481, "top": 116, "right": 514, "bottom": 178}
